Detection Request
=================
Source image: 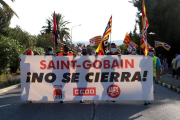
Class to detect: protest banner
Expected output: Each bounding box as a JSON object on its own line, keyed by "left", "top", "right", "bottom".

{"left": 20, "top": 55, "right": 153, "bottom": 101}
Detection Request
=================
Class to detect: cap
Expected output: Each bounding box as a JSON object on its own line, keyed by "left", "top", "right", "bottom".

{"left": 82, "top": 44, "right": 87, "bottom": 50}
{"left": 62, "top": 44, "right": 69, "bottom": 49}
{"left": 26, "top": 49, "right": 33, "bottom": 55}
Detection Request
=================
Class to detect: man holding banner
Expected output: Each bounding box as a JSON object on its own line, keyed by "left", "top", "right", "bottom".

{"left": 144, "top": 47, "right": 162, "bottom": 105}
{"left": 106, "top": 43, "right": 121, "bottom": 55}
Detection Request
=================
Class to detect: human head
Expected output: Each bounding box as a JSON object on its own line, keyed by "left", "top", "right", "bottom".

{"left": 91, "top": 50, "right": 96, "bottom": 55}
{"left": 34, "top": 51, "right": 40, "bottom": 56}
{"left": 82, "top": 47, "right": 87, "bottom": 56}
{"left": 77, "top": 48, "right": 82, "bottom": 53}
{"left": 69, "top": 48, "right": 72, "bottom": 54}
{"left": 111, "top": 43, "right": 117, "bottom": 52}
{"left": 148, "top": 47, "right": 155, "bottom": 56}
{"left": 26, "top": 49, "right": 33, "bottom": 55}
{"left": 77, "top": 48, "right": 82, "bottom": 55}
{"left": 63, "top": 44, "right": 69, "bottom": 53}
{"left": 131, "top": 48, "right": 136, "bottom": 54}
{"left": 48, "top": 47, "right": 53, "bottom": 54}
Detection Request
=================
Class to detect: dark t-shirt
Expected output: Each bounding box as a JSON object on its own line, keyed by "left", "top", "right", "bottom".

{"left": 106, "top": 52, "right": 120, "bottom": 55}
{"left": 63, "top": 53, "right": 68, "bottom": 56}
{"left": 45, "top": 53, "right": 56, "bottom": 56}
{"left": 45, "top": 53, "right": 53, "bottom": 56}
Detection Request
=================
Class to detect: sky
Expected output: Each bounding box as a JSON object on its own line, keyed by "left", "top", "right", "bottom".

{"left": 7, "top": 0, "right": 139, "bottom": 44}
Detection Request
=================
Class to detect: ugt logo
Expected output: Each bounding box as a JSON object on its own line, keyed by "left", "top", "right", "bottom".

{"left": 107, "top": 84, "right": 121, "bottom": 98}
{"left": 53, "top": 85, "right": 62, "bottom": 99}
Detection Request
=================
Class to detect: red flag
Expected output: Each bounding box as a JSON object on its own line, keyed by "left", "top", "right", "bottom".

{"left": 52, "top": 11, "right": 58, "bottom": 49}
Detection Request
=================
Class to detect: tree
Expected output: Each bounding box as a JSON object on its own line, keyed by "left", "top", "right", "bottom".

{"left": 118, "top": 44, "right": 127, "bottom": 55}
{"left": 133, "top": 0, "right": 180, "bottom": 62}
{"left": 41, "top": 13, "right": 70, "bottom": 43}
{"left": 0, "top": 9, "right": 11, "bottom": 36}
{"left": 0, "top": 0, "right": 18, "bottom": 19}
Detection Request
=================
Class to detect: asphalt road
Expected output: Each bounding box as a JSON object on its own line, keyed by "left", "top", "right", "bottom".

{"left": 1, "top": 84, "right": 180, "bottom": 120}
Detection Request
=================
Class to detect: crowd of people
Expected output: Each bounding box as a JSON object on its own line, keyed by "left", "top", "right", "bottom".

{"left": 25, "top": 43, "right": 164, "bottom": 105}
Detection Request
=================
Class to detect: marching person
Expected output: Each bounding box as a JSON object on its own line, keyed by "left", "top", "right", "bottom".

{"left": 106, "top": 43, "right": 121, "bottom": 55}
{"left": 106, "top": 43, "right": 121, "bottom": 102}
{"left": 58, "top": 45, "right": 73, "bottom": 103}
{"left": 58, "top": 45, "right": 73, "bottom": 56}
{"left": 69, "top": 48, "right": 73, "bottom": 54}
{"left": 91, "top": 50, "right": 96, "bottom": 56}
{"left": 82, "top": 47, "right": 88, "bottom": 56}
{"left": 175, "top": 54, "right": 180, "bottom": 80}
{"left": 26, "top": 49, "right": 34, "bottom": 55}
{"left": 34, "top": 51, "right": 40, "bottom": 56}
{"left": 129, "top": 48, "right": 138, "bottom": 55}
{"left": 144, "top": 47, "right": 162, "bottom": 105}
{"left": 25, "top": 49, "right": 33, "bottom": 103}
{"left": 45, "top": 47, "right": 54, "bottom": 56}
{"left": 171, "top": 54, "right": 179, "bottom": 80}
{"left": 77, "top": 48, "right": 82, "bottom": 56}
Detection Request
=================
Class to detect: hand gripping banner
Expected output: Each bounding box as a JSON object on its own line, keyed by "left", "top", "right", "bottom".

{"left": 20, "top": 55, "right": 153, "bottom": 101}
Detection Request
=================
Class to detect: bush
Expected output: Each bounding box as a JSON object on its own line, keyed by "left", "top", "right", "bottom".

{"left": 32, "top": 47, "right": 45, "bottom": 55}
{"left": 0, "top": 79, "right": 20, "bottom": 89}
{"left": 0, "top": 35, "right": 25, "bottom": 74}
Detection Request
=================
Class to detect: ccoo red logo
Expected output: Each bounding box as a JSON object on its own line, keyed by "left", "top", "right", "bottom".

{"left": 53, "top": 85, "right": 62, "bottom": 99}
{"left": 73, "top": 87, "right": 96, "bottom": 96}
{"left": 107, "top": 84, "right": 121, "bottom": 98}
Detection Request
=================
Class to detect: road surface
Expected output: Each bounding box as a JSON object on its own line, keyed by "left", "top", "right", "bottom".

{"left": 1, "top": 84, "right": 180, "bottom": 120}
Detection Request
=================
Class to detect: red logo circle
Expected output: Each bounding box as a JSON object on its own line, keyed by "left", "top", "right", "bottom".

{"left": 107, "top": 84, "right": 121, "bottom": 98}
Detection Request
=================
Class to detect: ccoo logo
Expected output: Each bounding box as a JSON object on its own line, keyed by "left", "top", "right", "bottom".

{"left": 53, "top": 85, "right": 62, "bottom": 99}
{"left": 107, "top": 84, "right": 121, "bottom": 98}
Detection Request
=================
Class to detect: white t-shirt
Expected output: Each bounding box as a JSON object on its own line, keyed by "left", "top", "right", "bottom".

{"left": 176, "top": 55, "right": 180, "bottom": 67}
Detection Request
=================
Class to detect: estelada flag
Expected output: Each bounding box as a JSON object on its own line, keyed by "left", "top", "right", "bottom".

{"left": 123, "top": 33, "right": 138, "bottom": 52}
{"left": 89, "top": 36, "right": 102, "bottom": 46}
{"left": 96, "top": 15, "right": 112, "bottom": 55}
{"left": 140, "top": 0, "right": 149, "bottom": 55}
{"left": 155, "top": 41, "right": 171, "bottom": 51}
{"left": 52, "top": 11, "right": 58, "bottom": 49}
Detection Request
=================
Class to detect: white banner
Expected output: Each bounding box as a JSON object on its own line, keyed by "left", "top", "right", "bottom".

{"left": 20, "top": 55, "right": 153, "bottom": 101}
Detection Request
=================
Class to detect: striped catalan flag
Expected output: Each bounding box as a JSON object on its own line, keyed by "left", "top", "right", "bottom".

{"left": 140, "top": 0, "right": 149, "bottom": 55}
{"left": 123, "top": 33, "right": 138, "bottom": 52}
{"left": 96, "top": 15, "right": 112, "bottom": 55}
{"left": 60, "top": 42, "right": 65, "bottom": 52}
{"left": 89, "top": 36, "right": 102, "bottom": 46}
{"left": 155, "top": 41, "right": 171, "bottom": 51}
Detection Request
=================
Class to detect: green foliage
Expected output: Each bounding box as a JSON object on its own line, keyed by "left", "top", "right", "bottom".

{"left": 0, "top": 9, "right": 11, "bottom": 36}
{"left": 41, "top": 13, "right": 71, "bottom": 43}
{"left": 133, "top": 0, "right": 180, "bottom": 63}
{"left": 0, "top": 35, "right": 25, "bottom": 74}
{"left": 0, "top": 79, "right": 20, "bottom": 89}
{"left": 36, "top": 33, "right": 59, "bottom": 53}
{"left": 118, "top": 44, "right": 127, "bottom": 54}
{"left": 7, "top": 26, "right": 37, "bottom": 49}
{"left": 0, "top": 0, "right": 18, "bottom": 19}
{"left": 32, "top": 47, "right": 46, "bottom": 55}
